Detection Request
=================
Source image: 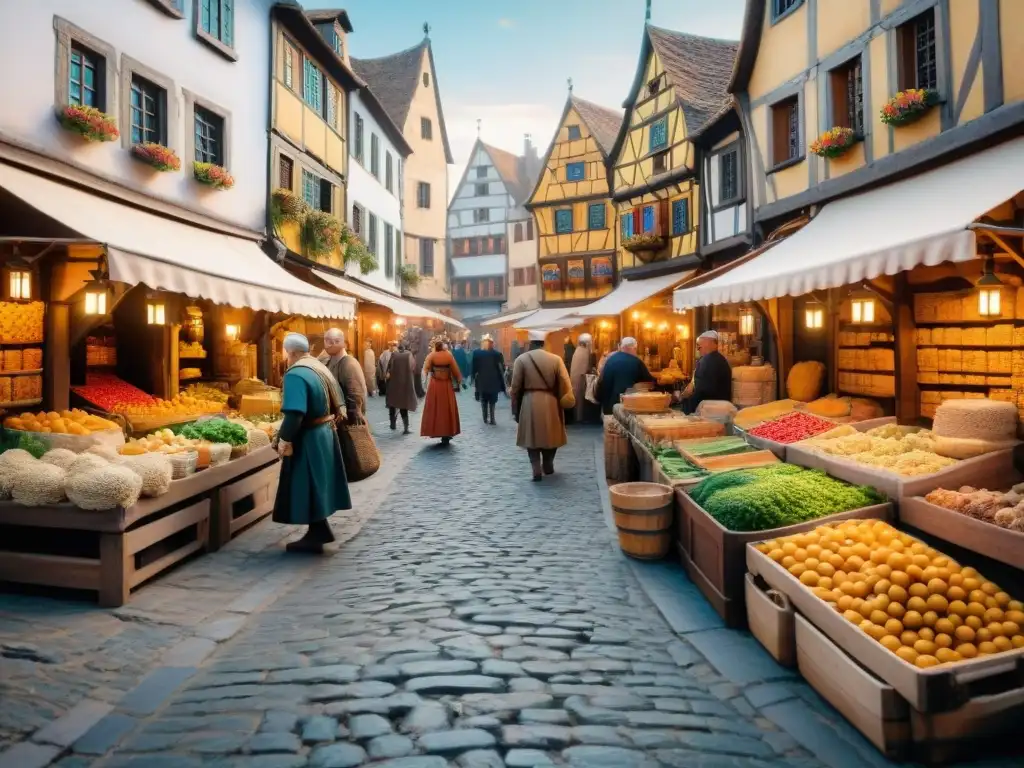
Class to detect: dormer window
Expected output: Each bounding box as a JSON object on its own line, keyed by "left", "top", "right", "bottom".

{"left": 332, "top": 32, "right": 343, "bottom": 57}
{"left": 423, "top": 72, "right": 430, "bottom": 87}
{"left": 647, "top": 74, "right": 663, "bottom": 98}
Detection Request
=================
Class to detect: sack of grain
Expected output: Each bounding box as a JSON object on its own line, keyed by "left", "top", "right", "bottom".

{"left": 86, "top": 443, "right": 121, "bottom": 461}
{"left": 787, "top": 361, "right": 826, "bottom": 402}
{"left": 66, "top": 465, "right": 143, "bottom": 510}
{"left": 209, "top": 443, "right": 232, "bottom": 466}
{"left": 248, "top": 429, "right": 271, "bottom": 450}
{"left": 40, "top": 448, "right": 78, "bottom": 471}
{"left": 11, "top": 463, "right": 66, "bottom": 505}
{"left": 932, "top": 398, "right": 1017, "bottom": 441}
{"left": 67, "top": 453, "right": 109, "bottom": 476}
{"left": 0, "top": 450, "right": 38, "bottom": 499}
{"left": 118, "top": 453, "right": 172, "bottom": 498}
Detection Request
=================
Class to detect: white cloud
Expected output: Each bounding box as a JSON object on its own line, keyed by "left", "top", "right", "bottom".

{"left": 444, "top": 101, "right": 563, "bottom": 200}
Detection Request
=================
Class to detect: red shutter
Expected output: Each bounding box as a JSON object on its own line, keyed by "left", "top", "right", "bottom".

{"left": 631, "top": 207, "right": 641, "bottom": 234}
{"left": 656, "top": 200, "right": 669, "bottom": 237}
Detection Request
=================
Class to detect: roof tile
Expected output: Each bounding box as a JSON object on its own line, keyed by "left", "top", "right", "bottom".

{"left": 570, "top": 96, "right": 623, "bottom": 157}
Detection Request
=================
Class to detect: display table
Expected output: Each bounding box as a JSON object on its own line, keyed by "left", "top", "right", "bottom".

{"left": 0, "top": 445, "right": 279, "bottom": 606}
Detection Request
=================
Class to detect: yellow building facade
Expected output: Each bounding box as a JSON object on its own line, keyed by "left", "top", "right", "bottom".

{"left": 269, "top": 7, "right": 360, "bottom": 270}
{"left": 611, "top": 27, "right": 738, "bottom": 277}
{"left": 527, "top": 95, "right": 622, "bottom": 305}
{"left": 732, "top": 0, "right": 1024, "bottom": 225}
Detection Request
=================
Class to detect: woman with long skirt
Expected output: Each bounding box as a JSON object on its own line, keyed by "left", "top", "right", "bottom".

{"left": 420, "top": 341, "right": 462, "bottom": 445}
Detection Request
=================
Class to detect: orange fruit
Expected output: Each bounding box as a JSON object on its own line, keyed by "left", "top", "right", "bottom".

{"left": 1008, "top": 600, "right": 1023, "bottom": 612}
{"left": 984, "top": 607, "right": 1005, "bottom": 624}
{"left": 804, "top": 558, "right": 821, "bottom": 572}
{"left": 918, "top": 627, "right": 936, "bottom": 642}
{"left": 873, "top": 579, "right": 892, "bottom": 596}
{"left": 958, "top": 642, "right": 978, "bottom": 659}
{"left": 884, "top": 618, "right": 904, "bottom": 636}
{"left": 934, "top": 618, "right": 955, "bottom": 635}
{"left": 978, "top": 641, "right": 999, "bottom": 655}
{"left": 888, "top": 585, "right": 908, "bottom": 604}
{"left": 927, "top": 578, "right": 948, "bottom": 595}
{"left": 1002, "top": 621, "right": 1020, "bottom": 636}
{"left": 954, "top": 625, "right": 976, "bottom": 643}
{"left": 799, "top": 570, "right": 819, "bottom": 587}
{"left": 926, "top": 595, "right": 949, "bottom": 614}
{"left": 790, "top": 563, "right": 807, "bottom": 577}
{"left": 993, "top": 636, "right": 1013, "bottom": 652}
{"left": 903, "top": 611, "right": 923, "bottom": 630}
{"left": 880, "top": 635, "right": 902, "bottom": 652}
{"left": 890, "top": 571, "right": 911, "bottom": 589}
{"left": 909, "top": 583, "right": 929, "bottom": 599}
{"left": 934, "top": 633, "right": 953, "bottom": 649}
{"left": 1012, "top": 636, "right": 1024, "bottom": 649}
{"left": 966, "top": 615, "right": 983, "bottom": 630}
{"left": 966, "top": 602, "right": 987, "bottom": 618}
{"left": 986, "top": 622, "right": 1005, "bottom": 638}
{"left": 901, "top": 630, "right": 920, "bottom": 647}
{"left": 915, "top": 655, "right": 940, "bottom": 668}
{"left": 981, "top": 582, "right": 998, "bottom": 596}
{"left": 836, "top": 595, "right": 854, "bottom": 611}
{"left": 976, "top": 628, "right": 993, "bottom": 643}
{"left": 817, "top": 562, "right": 836, "bottom": 578}
{"left": 895, "top": 646, "right": 919, "bottom": 664}
{"left": 843, "top": 609, "right": 863, "bottom": 624}
{"left": 946, "top": 586, "right": 967, "bottom": 602}
{"left": 887, "top": 602, "right": 906, "bottom": 619}
{"left": 870, "top": 609, "right": 890, "bottom": 625}
{"left": 935, "top": 648, "right": 961, "bottom": 663}
{"left": 1005, "top": 610, "right": 1024, "bottom": 625}
{"left": 907, "top": 565, "right": 925, "bottom": 582}
{"left": 907, "top": 596, "right": 928, "bottom": 613}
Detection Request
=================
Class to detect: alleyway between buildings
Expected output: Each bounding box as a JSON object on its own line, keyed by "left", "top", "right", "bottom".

{"left": 1, "top": 398, "right": 969, "bottom": 768}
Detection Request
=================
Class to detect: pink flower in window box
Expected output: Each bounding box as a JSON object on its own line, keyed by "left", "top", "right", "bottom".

{"left": 193, "top": 162, "right": 234, "bottom": 190}
{"left": 57, "top": 105, "right": 119, "bottom": 142}
{"left": 131, "top": 142, "right": 181, "bottom": 172}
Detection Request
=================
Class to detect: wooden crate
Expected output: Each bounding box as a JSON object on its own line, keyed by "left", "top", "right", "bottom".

{"left": 676, "top": 493, "right": 892, "bottom": 627}
{"left": 745, "top": 572, "right": 796, "bottom": 667}
{"left": 746, "top": 544, "right": 1024, "bottom": 713}
{"left": 898, "top": 496, "right": 1024, "bottom": 571}
{"left": 786, "top": 445, "right": 1017, "bottom": 500}
{"left": 211, "top": 461, "right": 280, "bottom": 550}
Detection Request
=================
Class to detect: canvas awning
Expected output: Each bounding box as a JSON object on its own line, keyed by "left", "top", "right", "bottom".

{"left": 0, "top": 163, "right": 355, "bottom": 319}
{"left": 673, "top": 136, "right": 1024, "bottom": 309}
{"left": 311, "top": 269, "right": 465, "bottom": 328}
{"left": 480, "top": 309, "right": 538, "bottom": 327}
{"left": 514, "top": 308, "right": 582, "bottom": 330}
{"left": 571, "top": 270, "right": 695, "bottom": 317}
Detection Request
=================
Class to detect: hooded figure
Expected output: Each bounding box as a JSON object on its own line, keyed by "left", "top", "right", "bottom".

{"left": 511, "top": 330, "right": 575, "bottom": 481}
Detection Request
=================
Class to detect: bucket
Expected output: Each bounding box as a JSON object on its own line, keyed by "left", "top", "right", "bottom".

{"left": 609, "top": 481, "right": 673, "bottom": 560}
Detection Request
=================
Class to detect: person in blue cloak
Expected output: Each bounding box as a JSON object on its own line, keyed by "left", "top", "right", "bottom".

{"left": 273, "top": 333, "right": 352, "bottom": 554}
{"left": 452, "top": 340, "right": 472, "bottom": 390}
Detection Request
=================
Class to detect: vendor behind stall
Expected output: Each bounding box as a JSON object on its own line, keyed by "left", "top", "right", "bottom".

{"left": 681, "top": 330, "right": 733, "bottom": 414}
{"left": 595, "top": 337, "right": 655, "bottom": 415}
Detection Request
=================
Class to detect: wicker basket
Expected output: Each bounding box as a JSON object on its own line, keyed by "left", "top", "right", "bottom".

{"left": 230, "top": 442, "right": 250, "bottom": 460}
{"left": 609, "top": 481, "right": 674, "bottom": 560}
{"left": 621, "top": 392, "right": 672, "bottom": 413}
{"left": 732, "top": 379, "right": 777, "bottom": 408}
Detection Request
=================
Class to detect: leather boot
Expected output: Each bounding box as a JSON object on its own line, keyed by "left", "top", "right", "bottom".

{"left": 542, "top": 448, "right": 556, "bottom": 475}
{"left": 488, "top": 401, "right": 496, "bottom": 425}
{"left": 389, "top": 408, "right": 397, "bottom": 431}
{"left": 528, "top": 449, "right": 542, "bottom": 482}
{"left": 401, "top": 411, "right": 410, "bottom": 434}
{"left": 481, "top": 400, "right": 489, "bottom": 423}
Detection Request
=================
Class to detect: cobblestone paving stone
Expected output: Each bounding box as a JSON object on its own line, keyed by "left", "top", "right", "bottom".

{"left": 3, "top": 395, "right": 928, "bottom": 767}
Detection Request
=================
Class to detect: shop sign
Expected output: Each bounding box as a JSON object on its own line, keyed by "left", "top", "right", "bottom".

{"left": 542, "top": 263, "right": 562, "bottom": 288}
{"left": 567, "top": 259, "right": 585, "bottom": 285}
{"left": 591, "top": 256, "right": 613, "bottom": 284}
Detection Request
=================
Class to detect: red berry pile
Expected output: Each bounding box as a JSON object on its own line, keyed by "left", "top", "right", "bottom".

{"left": 72, "top": 373, "right": 155, "bottom": 411}
{"left": 748, "top": 410, "right": 836, "bottom": 444}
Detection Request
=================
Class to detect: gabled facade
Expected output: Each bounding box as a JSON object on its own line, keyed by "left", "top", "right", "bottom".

{"left": 271, "top": 4, "right": 362, "bottom": 268}
{"left": 0, "top": 0, "right": 274, "bottom": 235}
{"left": 610, "top": 26, "right": 738, "bottom": 278}
{"left": 694, "top": 105, "right": 751, "bottom": 264}
{"left": 731, "top": 0, "right": 1024, "bottom": 229}
{"left": 447, "top": 138, "right": 541, "bottom": 318}
{"left": 353, "top": 36, "right": 453, "bottom": 305}
{"left": 527, "top": 95, "right": 623, "bottom": 307}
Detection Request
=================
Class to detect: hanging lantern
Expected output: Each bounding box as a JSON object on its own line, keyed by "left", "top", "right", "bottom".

{"left": 739, "top": 310, "right": 754, "bottom": 336}
{"left": 146, "top": 292, "right": 166, "bottom": 325}
{"left": 225, "top": 323, "right": 240, "bottom": 341}
{"left": 977, "top": 257, "right": 1003, "bottom": 317}
{"left": 851, "top": 298, "right": 875, "bottom": 324}
{"left": 8, "top": 270, "right": 31, "bottom": 300}
{"left": 82, "top": 268, "right": 110, "bottom": 316}
{"left": 805, "top": 304, "right": 824, "bottom": 329}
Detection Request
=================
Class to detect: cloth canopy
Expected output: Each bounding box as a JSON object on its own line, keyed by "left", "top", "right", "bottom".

{"left": 312, "top": 269, "right": 465, "bottom": 328}
{"left": 480, "top": 309, "right": 538, "bottom": 327}
{"left": 0, "top": 163, "right": 355, "bottom": 319}
{"left": 572, "top": 270, "right": 694, "bottom": 317}
{"left": 514, "top": 307, "right": 582, "bottom": 330}
{"left": 673, "top": 137, "right": 1024, "bottom": 309}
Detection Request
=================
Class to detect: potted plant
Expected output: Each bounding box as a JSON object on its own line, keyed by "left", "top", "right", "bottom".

{"left": 193, "top": 162, "right": 234, "bottom": 190}
{"left": 300, "top": 209, "right": 342, "bottom": 259}
{"left": 270, "top": 188, "right": 306, "bottom": 232}
{"left": 398, "top": 262, "right": 421, "bottom": 289}
{"left": 809, "top": 127, "right": 859, "bottom": 159}
{"left": 622, "top": 232, "right": 667, "bottom": 255}
{"left": 56, "top": 105, "right": 119, "bottom": 142}
{"left": 131, "top": 142, "right": 181, "bottom": 172}
{"left": 880, "top": 88, "right": 940, "bottom": 127}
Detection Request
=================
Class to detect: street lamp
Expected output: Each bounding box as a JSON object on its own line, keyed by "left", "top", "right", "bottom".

{"left": 977, "top": 257, "right": 1003, "bottom": 317}
{"left": 851, "top": 298, "right": 875, "bottom": 324}
{"left": 225, "top": 324, "right": 240, "bottom": 341}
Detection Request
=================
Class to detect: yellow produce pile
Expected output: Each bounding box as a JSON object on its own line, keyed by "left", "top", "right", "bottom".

{"left": 182, "top": 383, "right": 230, "bottom": 404}
{"left": 3, "top": 409, "right": 120, "bottom": 435}
{"left": 114, "top": 394, "right": 227, "bottom": 420}
{"left": 179, "top": 368, "right": 202, "bottom": 380}
{"left": 656, "top": 362, "right": 687, "bottom": 386}
{"left": 734, "top": 399, "right": 798, "bottom": 430}
{"left": 800, "top": 423, "right": 957, "bottom": 476}
{"left": 757, "top": 520, "right": 1024, "bottom": 667}
{"left": 120, "top": 428, "right": 198, "bottom": 455}
{"left": 0, "top": 301, "right": 44, "bottom": 343}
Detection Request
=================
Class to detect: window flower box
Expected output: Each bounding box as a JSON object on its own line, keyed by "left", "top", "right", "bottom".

{"left": 623, "top": 233, "right": 666, "bottom": 255}
{"left": 270, "top": 188, "right": 306, "bottom": 232}
{"left": 57, "top": 105, "right": 119, "bottom": 143}
{"left": 880, "top": 89, "right": 940, "bottom": 127}
{"left": 300, "top": 209, "right": 342, "bottom": 259}
{"left": 193, "top": 162, "right": 234, "bottom": 190}
{"left": 809, "top": 127, "right": 859, "bottom": 159}
{"left": 131, "top": 142, "right": 181, "bottom": 172}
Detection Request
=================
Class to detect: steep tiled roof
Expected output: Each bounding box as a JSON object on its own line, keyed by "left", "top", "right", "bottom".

{"left": 570, "top": 96, "right": 623, "bottom": 158}
{"left": 646, "top": 25, "right": 738, "bottom": 135}
{"left": 304, "top": 8, "right": 352, "bottom": 32}
{"left": 351, "top": 41, "right": 454, "bottom": 163}
{"left": 484, "top": 142, "right": 534, "bottom": 205}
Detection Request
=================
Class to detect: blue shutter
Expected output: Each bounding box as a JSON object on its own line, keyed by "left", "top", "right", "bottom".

{"left": 566, "top": 162, "right": 585, "bottom": 181}
{"left": 201, "top": 0, "right": 212, "bottom": 32}
{"left": 641, "top": 205, "right": 656, "bottom": 233}
{"left": 301, "top": 169, "right": 319, "bottom": 209}
{"left": 621, "top": 212, "right": 634, "bottom": 239}
{"left": 221, "top": 0, "right": 233, "bottom": 45}
{"left": 555, "top": 209, "right": 573, "bottom": 234}
{"left": 587, "top": 203, "right": 605, "bottom": 230}
{"left": 649, "top": 117, "right": 668, "bottom": 152}
{"left": 672, "top": 199, "right": 689, "bottom": 235}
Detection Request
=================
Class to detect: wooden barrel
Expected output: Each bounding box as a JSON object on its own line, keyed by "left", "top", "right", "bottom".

{"left": 609, "top": 482, "right": 673, "bottom": 560}
{"left": 603, "top": 419, "right": 633, "bottom": 483}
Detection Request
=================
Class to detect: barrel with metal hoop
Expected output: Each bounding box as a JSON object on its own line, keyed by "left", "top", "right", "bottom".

{"left": 609, "top": 481, "right": 674, "bottom": 560}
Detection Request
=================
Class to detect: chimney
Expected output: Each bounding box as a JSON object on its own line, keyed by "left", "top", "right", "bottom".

{"left": 524, "top": 133, "right": 537, "bottom": 161}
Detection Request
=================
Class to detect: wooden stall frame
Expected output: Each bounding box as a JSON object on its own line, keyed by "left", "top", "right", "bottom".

{"left": 212, "top": 460, "right": 280, "bottom": 550}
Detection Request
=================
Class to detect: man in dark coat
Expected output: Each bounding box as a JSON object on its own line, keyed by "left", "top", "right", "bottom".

{"left": 682, "top": 329, "right": 733, "bottom": 414}
{"left": 595, "top": 337, "right": 656, "bottom": 415}
{"left": 470, "top": 334, "right": 505, "bottom": 425}
{"left": 274, "top": 333, "right": 351, "bottom": 554}
{"left": 385, "top": 342, "right": 418, "bottom": 434}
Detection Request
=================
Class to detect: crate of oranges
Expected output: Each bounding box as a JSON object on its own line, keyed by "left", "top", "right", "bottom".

{"left": 748, "top": 519, "right": 1024, "bottom": 714}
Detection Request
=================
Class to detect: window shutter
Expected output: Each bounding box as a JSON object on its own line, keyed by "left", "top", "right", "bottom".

{"left": 631, "top": 208, "right": 641, "bottom": 235}
{"left": 221, "top": 0, "right": 233, "bottom": 46}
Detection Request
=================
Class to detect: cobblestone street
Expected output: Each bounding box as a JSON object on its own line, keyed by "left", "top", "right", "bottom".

{"left": 2, "top": 395, "right": 914, "bottom": 768}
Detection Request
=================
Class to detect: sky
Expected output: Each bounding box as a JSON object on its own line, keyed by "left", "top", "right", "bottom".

{"left": 305, "top": 0, "right": 747, "bottom": 194}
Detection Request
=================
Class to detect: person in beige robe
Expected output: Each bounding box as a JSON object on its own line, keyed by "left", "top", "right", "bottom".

{"left": 510, "top": 330, "right": 575, "bottom": 481}
{"left": 569, "top": 333, "right": 598, "bottom": 424}
{"left": 362, "top": 341, "right": 376, "bottom": 397}
{"left": 318, "top": 328, "right": 366, "bottom": 423}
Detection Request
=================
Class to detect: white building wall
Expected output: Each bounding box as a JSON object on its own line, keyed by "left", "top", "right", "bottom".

{"left": 447, "top": 144, "right": 511, "bottom": 278}
{"left": 0, "top": 0, "right": 272, "bottom": 233}
{"left": 348, "top": 90, "right": 403, "bottom": 295}
{"left": 505, "top": 215, "right": 539, "bottom": 311}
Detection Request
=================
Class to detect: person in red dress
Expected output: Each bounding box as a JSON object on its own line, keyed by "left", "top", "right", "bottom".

{"left": 420, "top": 341, "right": 462, "bottom": 445}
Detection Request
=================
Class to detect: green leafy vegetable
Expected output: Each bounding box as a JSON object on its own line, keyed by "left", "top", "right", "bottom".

{"left": 180, "top": 419, "right": 248, "bottom": 446}
{"left": 17, "top": 433, "right": 49, "bottom": 458}
{"left": 688, "top": 464, "right": 884, "bottom": 532}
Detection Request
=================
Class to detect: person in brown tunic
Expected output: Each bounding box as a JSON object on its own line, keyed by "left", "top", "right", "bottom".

{"left": 318, "top": 328, "right": 366, "bottom": 424}
{"left": 385, "top": 342, "right": 418, "bottom": 434}
{"left": 511, "top": 330, "right": 575, "bottom": 481}
{"left": 420, "top": 341, "right": 462, "bottom": 445}
{"left": 570, "top": 333, "right": 599, "bottom": 424}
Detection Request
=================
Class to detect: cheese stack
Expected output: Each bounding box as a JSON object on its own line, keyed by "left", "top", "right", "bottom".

{"left": 931, "top": 398, "right": 1018, "bottom": 459}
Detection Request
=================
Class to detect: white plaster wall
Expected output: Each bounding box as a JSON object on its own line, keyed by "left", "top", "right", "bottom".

{"left": 348, "top": 90, "right": 403, "bottom": 294}
{"left": 0, "top": 0, "right": 272, "bottom": 233}
{"left": 506, "top": 217, "right": 539, "bottom": 310}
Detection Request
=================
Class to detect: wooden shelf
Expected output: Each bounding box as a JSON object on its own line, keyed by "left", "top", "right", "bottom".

{"left": 0, "top": 369, "right": 43, "bottom": 377}
{"left": 838, "top": 368, "right": 896, "bottom": 375}
{"left": 0, "top": 399, "right": 43, "bottom": 408}
{"left": 915, "top": 320, "right": 1022, "bottom": 327}
{"left": 838, "top": 343, "right": 894, "bottom": 349}
{"left": 178, "top": 354, "right": 208, "bottom": 360}
{"left": 0, "top": 340, "right": 44, "bottom": 346}
{"left": 915, "top": 344, "right": 1015, "bottom": 350}
{"left": 838, "top": 323, "right": 893, "bottom": 332}
{"left": 917, "top": 382, "right": 1008, "bottom": 389}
